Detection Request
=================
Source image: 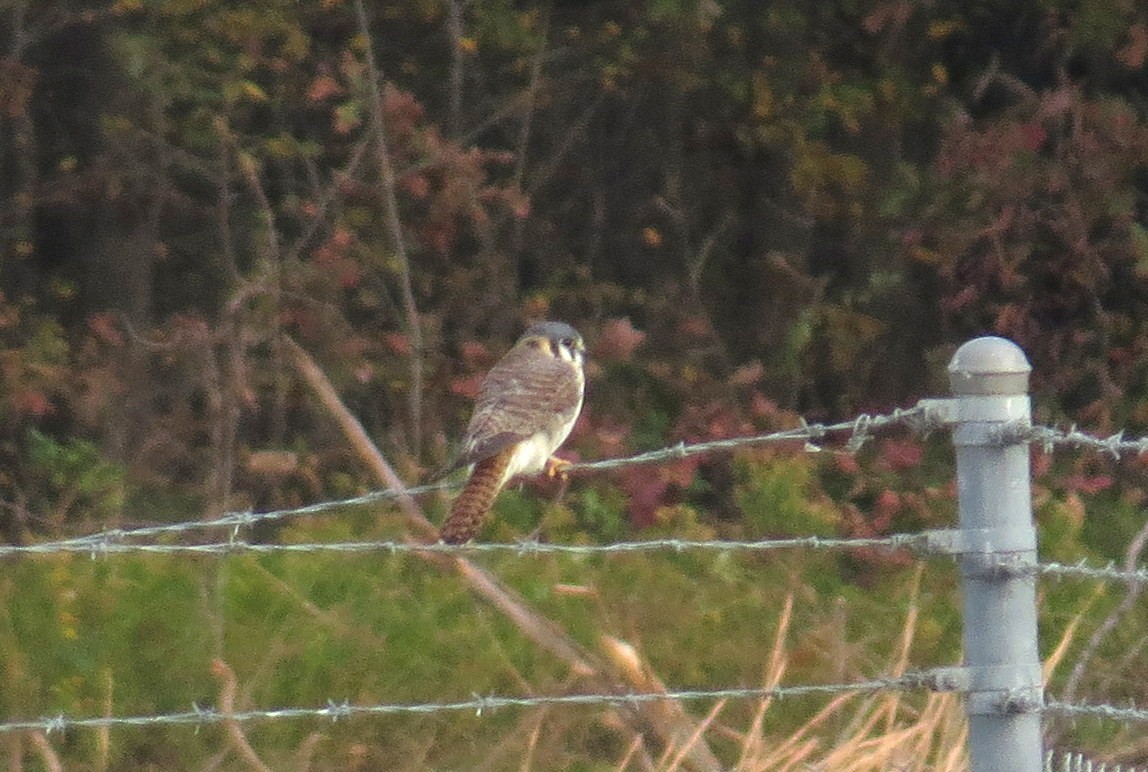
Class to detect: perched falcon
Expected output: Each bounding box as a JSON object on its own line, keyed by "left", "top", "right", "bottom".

{"left": 439, "top": 321, "right": 586, "bottom": 544}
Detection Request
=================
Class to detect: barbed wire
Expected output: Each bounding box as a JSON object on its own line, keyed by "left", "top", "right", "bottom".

{"left": 10, "top": 408, "right": 1148, "bottom": 563}
{"left": 6, "top": 533, "right": 1145, "bottom": 590}
{"left": 1037, "top": 561, "right": 1148, "bottom": 586}
{"left": 1044, "top": 750, "right": 1148, "bottom": 772}
{"left": 3, "top": 680, "right": 1146, "bottom": 738}
{"left": 0, "top": 673, "right": 939, "bottom": 736}
{"left": 5, "top": 405, "right": 1148, "bottom": 749}
{"left": 0, "top": 534, "right": 917, "bottom": 559}
{"left": 1023, "top": 424, "right": 1148, "bottom": 459}
{"left": 0, "top": 406, "right": 931, "bottom": 559}
{"left": 8, "top": 533, "right": 1148, "bottom": 592}
{"left": 1043, "top": 699, "right": 1148, "bottom": 724}
{"left": 569, "top": 406, "right": 935, "bottom": 473}
{"left": 13, "top": 480, "right": 457, "bottom": 553}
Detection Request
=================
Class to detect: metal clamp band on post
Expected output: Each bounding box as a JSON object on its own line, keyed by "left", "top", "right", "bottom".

{"left": 948, "top": 336, "right": 1044, "bottom": 771}
{"left": 921, "top": 664, "right": 1043, "bottom": 716}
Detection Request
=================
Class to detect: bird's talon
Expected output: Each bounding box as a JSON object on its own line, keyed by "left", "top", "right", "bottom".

{"left": 545, "top": 456, "right": 573, "bottom": 481}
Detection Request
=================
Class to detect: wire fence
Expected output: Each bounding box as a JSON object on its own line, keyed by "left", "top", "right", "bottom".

{"left": 0, "top": 405, "right": 936, "bottom": 557}
{"left": 3, "top": 399, "right": 1148, "bottom": 764}
{"left": 4, "top": 532, "right": 1147, "bottom": 587}
{"left": 2, "top": 675, "right": 1146, "bottom": 738}
{"left": 0, "top": 676, "right": 919, "bottom": 735}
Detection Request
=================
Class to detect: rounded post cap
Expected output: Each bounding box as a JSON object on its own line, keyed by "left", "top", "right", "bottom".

{"left": 948, "top": 336, "right": 1031, "bottom": 395}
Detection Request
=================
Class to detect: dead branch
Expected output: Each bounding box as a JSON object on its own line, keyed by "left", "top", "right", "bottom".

{"left": 27, "top": 731, "right": 62, "bottom": 772}
{"left": 1061, "top": 515, "right": 1148, "bottom": 705}
{"left": 211, "top": 659, "right": 272, "bottom": 772}
{"left": 352, "top": 0, "right": 425, "bottom": 458}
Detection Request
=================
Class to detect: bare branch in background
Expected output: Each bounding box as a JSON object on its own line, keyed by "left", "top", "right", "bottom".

{"left": 445, "top": 0, "right": 466, "bottom": 138}
{"left": 211, "top": 660, "right": 272, "bottom": 772}
{"left": 353, "top": 0, "right": 425, "bottom": 459}
{"left": 1061, "top": 515, "right": 1148, "bottom": 706}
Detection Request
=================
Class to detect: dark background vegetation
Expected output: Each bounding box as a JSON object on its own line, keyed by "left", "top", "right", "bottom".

{"left": 2, "top": 0, "right": 1148, "bottom": 768}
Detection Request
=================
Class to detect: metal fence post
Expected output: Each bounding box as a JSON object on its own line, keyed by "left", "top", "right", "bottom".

{"left": 949, "top": 336, "right": 1044, "bottom": 771}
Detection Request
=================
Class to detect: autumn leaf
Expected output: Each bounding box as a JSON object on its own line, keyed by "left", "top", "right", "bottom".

{"left": 594, "top": 317, "right": 646, "bottom": 362}
{"left": 306, "top": 73, "right": 342, "bottom": 103}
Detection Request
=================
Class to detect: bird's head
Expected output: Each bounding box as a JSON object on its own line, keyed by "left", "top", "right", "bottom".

{"left": 517, "top": 321, "right": 585, "bottom": 368}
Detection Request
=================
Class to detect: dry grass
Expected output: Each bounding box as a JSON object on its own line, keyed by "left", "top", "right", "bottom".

{"left": 575, "top": 566, "right": 1111, "bottom": 771}
{"left": 588, "top": 565, "right": 973, "bottom": 772}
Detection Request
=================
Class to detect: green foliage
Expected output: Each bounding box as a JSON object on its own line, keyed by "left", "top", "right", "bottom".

{"left": 25, "top": 429, "right": 126, "bottom": 522}
{"left": 0, "top": 515, "right": 968, "bottom": 766}
{"left": 733, "top": 452, "right": 838, "bottom": 538}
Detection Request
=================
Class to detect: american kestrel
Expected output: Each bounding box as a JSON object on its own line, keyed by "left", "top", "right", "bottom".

{"left": 439, "top": 321, "right": 586, "bottom": 544}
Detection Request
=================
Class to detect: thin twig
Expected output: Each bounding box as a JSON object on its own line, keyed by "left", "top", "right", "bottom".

{"left": 352, "top": 0, "right": 425, "bottom": 458}
{"left": 211, "top": 660, "right": 272, "bottom": 772}
{"left": 1060, "top": 515, "right": 1148, "bottom": 705}
{"left": 282, "top": 335, "right": 433, "bottom": 537}
{"left": 445, "top": 0, "right": 465, "bottom": 138}
{"left": 27, "top": 731, "right": 62, "bottom": 772}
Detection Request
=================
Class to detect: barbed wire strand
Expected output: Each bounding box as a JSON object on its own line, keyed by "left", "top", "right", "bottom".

{"left": 0, "top": 674, "right": 937, "bottom": 736}
{"left": 13, "top": 410, "right": 1148, "bottom": 561}
{"left": 1, "top": 407, "right": 931, "bottom": 558}
{"left": 569, "top": 406, "right": 933, "bottom": 473}
{"left": 0, "top": 534, "right": 916, "bottom": 558}
{"left": 1043, "top": 749, "right": 1148, "bottom": 772}
{"left": 1024, "top": 424, "right": 1148, "bottom": 460}
{"left": 7, "top": 533, "right": 1147, "bottom": 589}
{"left": 1037, "top": 561, "right": 1148, "bottom": 586}
{"left": 1043, "top": 699, "right": 1148, "bottom": 724}
{"left": 3, "top": 681, "right": 1146, "bottom": 737}
{"left": 18, "top": 480, "right": 457, "bottom": 552}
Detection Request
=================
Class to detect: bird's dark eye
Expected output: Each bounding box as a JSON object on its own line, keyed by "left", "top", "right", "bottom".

{"left": 561, "top": 338, "right": 574, "bottom": 349}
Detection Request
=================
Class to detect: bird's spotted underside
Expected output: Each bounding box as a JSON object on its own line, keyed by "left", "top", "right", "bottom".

{"left": 439, "top": 322, "right": 585, "bottom": 544}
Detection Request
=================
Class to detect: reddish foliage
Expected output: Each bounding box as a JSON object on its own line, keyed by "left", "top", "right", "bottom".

{"left": 622, "top": 467, "right": 666, "bottom": 527}
{"left": 834, "top": 453, "right": 862, "bottom": 476}
{"left": 1063, "top": 474, "right": 1114, "bottom": 495}
{"left": 877, "top": 438, "right": 923, "bottom": 471}
{"left": 11, "top": 389, "right": 53, "bottom": 416}
{"left": 383, "top": 332, "right": 413, "bottom": 356}
{"left": 306, "top": 73, "right": 342, "bottom": 103}
{"left": 594, "top": 317, "right": 646, "bottom": 362}
{"left": 449, "top": 373, "right": 484, "bottom": 400}
{"left": 381, "top": 84, "right": 425, "bottom": 141}
{"left": 459, "top": 341, "right": 492, "bottom": 368}
{"left": 1118, "top": 23, "right": 1148, "bottom": 68}
{"left": 87, "top": 313, "right": 124, "bottom": 346}
{"left": 621, "top": 458, "right": 698, "bottom": 527}
{"left": 727, "top": 360, "right": 764, "bottom": 387}
{"left": 400, "top": 173, "right": 430, "bottom": 199}
{"left": 875, "top": 488, "right": 901, "bottom": 517}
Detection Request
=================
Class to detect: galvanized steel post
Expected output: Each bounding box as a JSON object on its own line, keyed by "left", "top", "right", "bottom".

{"left": 948, "top": 337, "right": 1044, "bottom": 771}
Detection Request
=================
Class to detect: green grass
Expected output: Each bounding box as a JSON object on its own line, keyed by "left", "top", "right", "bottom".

{"left": 2, "top": 450, "right": 1145, "bottom": 768}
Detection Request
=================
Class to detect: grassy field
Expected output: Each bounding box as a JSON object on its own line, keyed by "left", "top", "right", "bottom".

{"left": 2, "top": 460, "right": 1143, "bottom": 770}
